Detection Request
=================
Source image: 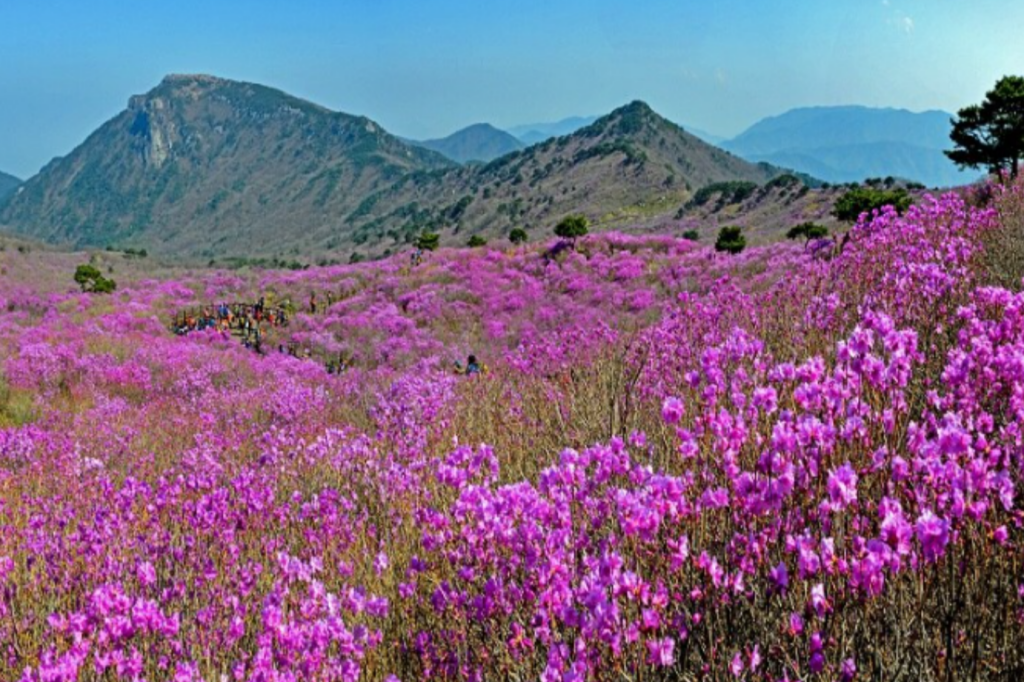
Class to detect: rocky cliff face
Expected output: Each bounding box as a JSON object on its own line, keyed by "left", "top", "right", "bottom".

{"left": 128, "top": 95, "right": 174, "bottom": 169}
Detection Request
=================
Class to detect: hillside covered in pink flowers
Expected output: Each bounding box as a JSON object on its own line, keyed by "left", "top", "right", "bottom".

{"left": 2, "top": 179, "right": 1024, "bottom": 681}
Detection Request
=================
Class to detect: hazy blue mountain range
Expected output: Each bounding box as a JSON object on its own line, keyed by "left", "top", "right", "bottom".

{"left": 723, "top": 106, "right": 979, "bottom": 187}
{"left": 508, "top": 116, "right": 599, "bottom": 145}
{"left": 0, "top": 171, "right": 20, "bottom": 204}
{"left": 684, "top": 127, "right": 727, "bottom": 146}
{"left": 411, "top": 123, "right": 525, "bottom": 164}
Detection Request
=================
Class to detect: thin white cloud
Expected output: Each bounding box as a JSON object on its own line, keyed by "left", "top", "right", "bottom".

{"left": 678, "top": 66, "right": 700, "bottom": 82}
{"left": 883, "top": 4, "right": 915, "bottom": 35}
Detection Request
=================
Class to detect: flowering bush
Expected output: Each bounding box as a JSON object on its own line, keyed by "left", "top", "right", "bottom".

{"left": 0, "top": 186, "right": 1023, "bottom": 680}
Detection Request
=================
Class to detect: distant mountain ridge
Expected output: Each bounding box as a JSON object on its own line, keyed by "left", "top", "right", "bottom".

{"left": 411, "top": 123, "right": 525, "bottom": 164}
{"left": 339, "top": 100, "right": 786, "bottom": 254}
{"left": 684, "top": 127, "right": 727, "bottom": 146}
{"left": 508, "top": 116, "right": 599, "bottom": 145}
{"left": 0, "top": 78, "right": 790, "bottom": 260}
{"left": 509, "top": 115, "right": 726, "bottom": 147}
{"left": 0, "top": 171, "right": 20, "bottom": 204}
{"left": 723, "top": 105, "right": 977, "bottom": 187}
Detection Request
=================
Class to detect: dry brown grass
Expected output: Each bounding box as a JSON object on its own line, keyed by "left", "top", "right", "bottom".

{"left": 982, "top": 184, "right": 1024, "bottom": 290}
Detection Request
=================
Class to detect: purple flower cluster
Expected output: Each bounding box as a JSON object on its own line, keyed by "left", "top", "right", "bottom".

{"left": 0, "top": 187, "right": 1022, "bottom": 679}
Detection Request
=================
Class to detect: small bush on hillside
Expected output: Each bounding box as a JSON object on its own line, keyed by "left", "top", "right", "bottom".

{"left": 833, "top": 187, "right": 912, "bottom": 222}
{"left": 554, "top": 214, "right": 589, "bottom": 246}
{"left": 687, "top": 181, "right": 759, "bottom": 209}
{"left": 73, "top": 264, "right": 117, "bottom": 294}
{"left": 787, "top": 222, "right": 830, "bottom": 246}
{"left": 763, "top": 174, "right": 801, "bottom": 192}
{"left": 416, "top": 231, "right": 440, "bottom": 252}
{"left": 714, "top": 226, "right": 746, "bottom": 254}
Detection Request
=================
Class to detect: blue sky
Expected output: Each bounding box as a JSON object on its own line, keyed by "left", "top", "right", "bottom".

{"left": 1, "top": 0, "right": 1020, "bottom": 178}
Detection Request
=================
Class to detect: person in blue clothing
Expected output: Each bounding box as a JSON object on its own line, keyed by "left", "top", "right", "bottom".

{"left": 454, "top": 354, "right": 485, "bottom": 376}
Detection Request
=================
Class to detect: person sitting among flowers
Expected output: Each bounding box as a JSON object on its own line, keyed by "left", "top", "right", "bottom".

{"left": 454, "top": 354, "right": 485, "bottom": 376}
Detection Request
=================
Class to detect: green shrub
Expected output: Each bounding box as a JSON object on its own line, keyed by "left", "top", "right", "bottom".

{"left": 73, "top": 264, "right": 117, "bottom": 293}
{"left": 833, "top": 187, "right": 912, "bottom": 222}
{"left": 688, "top": 181, "right": 759, "bottom": 209}
{"left": 714, "top": 226, "right": 746, "bottom": 255}
{"left": 554, "top": 214, "right": 589, "bottom": 245}
{"left": 786, "top": 222, "right": 830, "bottom": 243}
{"left": 416, "top": 231, "right": 441, "bottom": 252}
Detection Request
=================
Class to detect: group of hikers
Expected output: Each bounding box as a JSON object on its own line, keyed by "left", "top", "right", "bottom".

{"left": 172, "top": 291, "right": 486, "bottom": 378}
{"left": 172, "top": 297, "right": 289, "bottom": 354}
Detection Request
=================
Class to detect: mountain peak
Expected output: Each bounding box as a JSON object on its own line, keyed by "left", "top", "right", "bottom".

{"left": 139, "top": 73, "right": 329, "bottom": 114}
{"left": 614, "top": 100, "right": 655, "bottom": 115}
{"left": 605, "top": 100, "right": 658, "bottom": 126}
{"left": 577, "top": 99, "right": 670, "bottom": 140}
{"left": 120, "top": 74, "right": 345, "bottom": 152}
{"left": 414, "top": 123, "right": 525, "bottom": 164}
{"left": 161, "top": 73, "right": 228, "bottom": 86}
{"left": 462, "top": 122, "right": 504, "bottom": 133}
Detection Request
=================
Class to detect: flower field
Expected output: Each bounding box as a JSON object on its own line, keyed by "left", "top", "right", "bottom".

{"left": 2, "top": 182, "right": 1024, "bottom": 681}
